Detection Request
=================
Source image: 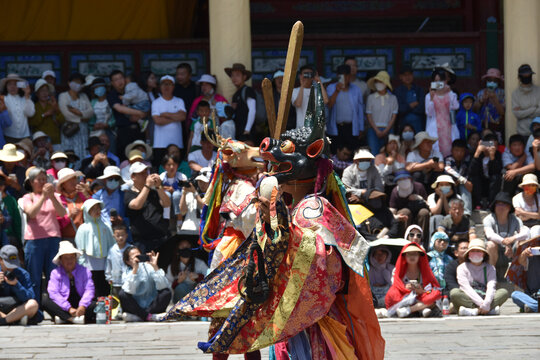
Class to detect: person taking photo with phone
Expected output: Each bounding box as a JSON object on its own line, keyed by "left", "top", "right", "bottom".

{"left": 0, "top": 73, "right": 34, "bottom": 144}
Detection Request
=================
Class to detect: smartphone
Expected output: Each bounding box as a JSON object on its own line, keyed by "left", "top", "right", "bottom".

{"left": 409, "top": 280, "right": 418, "bottom": 286}
{"left": 430, "top": 81, "right": 444, "bottom": 90}
{"left": 136, "top": 254, "right": 150, "bottom": 262}
{"left": 16, "top": 81, "right": 27, "bottom": 89}
{"left": 339, "top": 74, "right": 345, "bottom": 84}
{"left": 481, "top": 140, "right": 495, "bottom": 147}
{"left": 531, "top": 247, "right": 540, "bottom": 256}
{"left": 432, "top": 157, "right": 439, "bottom": 163}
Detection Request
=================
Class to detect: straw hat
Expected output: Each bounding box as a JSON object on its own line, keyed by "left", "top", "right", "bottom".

{"left": 128, "top": 150, "right": 144, "bottom": 162}
{"left": 402, "top": 244, "right": 424, "bottom": 255}
{"left": 56, "top": 168, "right": 83, "bottom": 191}
{"left": 367, "top": 71, "right": 393, "bottom": 91}
{"left": 0, "top": 143, "right": 25, "bottom": 162}
{"left": 125, "top": 140, "right": 152, "bottom": 160}
{"left": 50, "top": 152, "right": 68, "bottom": 161}
{"left": 518, "top": 173, "right": 540, "bottom": 188}
{"left": 53, "top": 241, "right": 82, "bottom": 265}
{"left": 15, "top": 138, "right": 33, "bottom": 157}
{"left": 464, "top": 238, "right": 488, "bottom": 259}
{"left": 431, "top": 174, "right": 456, "bottom": 189}
{"left": 412, "top": 131, "right": 438, "bottom": 149}
{"left": 0, "top": 74, "right": 24, "bottom": 93}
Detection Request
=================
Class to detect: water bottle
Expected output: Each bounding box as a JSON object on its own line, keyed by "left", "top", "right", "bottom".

{"left": 442, "top": 295, "right": 450, "bottom": 316}
{"left": 95, "top": 299, "right": 107, "bottom": 324}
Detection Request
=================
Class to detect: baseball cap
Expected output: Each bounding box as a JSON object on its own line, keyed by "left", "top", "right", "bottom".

{"left": 0, "top": 245, "right": 20, "bottom": 269}
{"left": 518, "top": 64, "right": 535, "bottom": 76}
{"left": 160, "top": 75, "right": 175, "bottom": 84}
{"left": 42, "top": 70, "right": 56, "bottom": 79}
{"left": 129, "top": 162, "right": 148, "bottom": 176}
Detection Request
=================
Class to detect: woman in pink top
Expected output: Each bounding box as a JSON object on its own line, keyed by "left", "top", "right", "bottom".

{"left": 22, "top": 167, "right": 66, "bottom": 299}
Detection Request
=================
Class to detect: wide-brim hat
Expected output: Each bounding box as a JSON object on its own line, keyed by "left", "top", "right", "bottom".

{"left": 431, "top": 174, "right": 456, "bottom": 189}
{"left": 224, "top": 63, "right": 252, "bottom": 80}
{"left": 490, "top": 192, "right": 514, "bottom": 212}
{"left": 50, "top": 152, "right": 68, "bottom": 161}
{"left": 413, "top": 131, "right": 438, "bottom": 149}
{"left": 0, "top": 73, "right": 24, "bottom": 93}
{"left": 56, "top": 168, "right": 83, "bottom": 191}
{"left": 53, "top": 241, "right": 82, "bottom": 265}
{"left": 196, "top": 74, "right": 217, "bottom": 85}
{"left": 125, "top": 140, "right": 152, "bottom": 160}
{"left": 519, "top": 173, "right": 540, "bottom": 188}
{"left": 97, "top": 165, "right": 123, "bottom": 182}
{"left": 367, "top": 71, "right": 393, "bottom": 91}
{"left": 464, "top": 238, "right": 488, "bottom": 258}
{"left": 353, "top": 148, "right": 375, "bottom": 161}
{"left": 481, "top": 68, "right": 504, "bottom": 81}
{"left": 15, "top": 138, "right": 33, "bottom": 157}
{"left": 402, "top": 244, "right": 425, "bottom": 255}
{"left": 0, "top": 143, "right": 25, "bottom": 163}
{"left": 34, "top": 78, "right": 54, "bottom": 93}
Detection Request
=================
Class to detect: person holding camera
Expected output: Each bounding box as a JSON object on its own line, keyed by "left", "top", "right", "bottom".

{"left": 81, "top": 136, "right": 117, "bottom": 180}
{"left": 0, "top": 245, "right": 41, "bottom": 325}
{"left": 292, "top": 64, "right": 329, "bottom": 129}
{"left": 0, "top": 73, "right": 34, "bottom": 144}
{"left": 160, "top": 154, "right": 188, "bottom": 232}
{"left": 178, "top": 168, "right": 210, "bottom": 238}
{"left": 119, "top": 245, "right": 171, "bottom": 322}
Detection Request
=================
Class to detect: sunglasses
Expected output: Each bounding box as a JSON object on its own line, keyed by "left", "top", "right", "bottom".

{"left": 408, "top": 233, "right": 422, "bottom": 239}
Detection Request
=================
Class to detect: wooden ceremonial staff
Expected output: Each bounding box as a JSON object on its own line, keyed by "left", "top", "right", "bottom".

{"left": 261, "top": 21, "right": 304, "bottom": 139}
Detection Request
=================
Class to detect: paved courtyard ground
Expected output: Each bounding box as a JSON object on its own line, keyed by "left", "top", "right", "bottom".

{"left": 0, "top": 302, "right": 538, "bottom": 359}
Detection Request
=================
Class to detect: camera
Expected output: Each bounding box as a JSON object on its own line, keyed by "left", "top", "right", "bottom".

{"left": 16, "top": 81, "right": 27, "bottom": 89}
{"left": 136, "top": 254, "right": 150, "bottom": 262}
{"left": 5, "top": 271, "right": 16, "bottom": 281}
{"left": 531, "top": 247, "right": 540, "bottom": 256}
{"left": 430, "top": 81, "right": 444, "bottom": 90}
{"left": 178, "top": 180, "right": 192, "bottom": 188}
{"left": 481, "top": 140, "right": 495, "bottom": 147}
{"left": 432, "top": 157, "right": 439, "bottom": 163}
{"left": 303, "top": 72, "right": 313, "bottom": 79}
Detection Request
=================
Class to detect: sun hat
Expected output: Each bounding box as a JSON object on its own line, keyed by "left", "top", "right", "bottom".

{"left": 387, "top": 134, "right": 400, "bottom": 148}
{"left": 412, "top": 131, "right": 438, "bottom": 149}
{"left": 56, "top": 168, "right": 83, "bottom": 191}
{"left": 50, "top": 152, "right": 68, "bottom": 161}
{"left": 402, "top": 244, "right": 424, "bottom": 255}
{"left": 97, "top": 166, "right": 123, "bottom": 181}
{"left": 464, "top": 238, "right": 488, "bottom": 258}
{"left": 272, "top": 70, "right": 285, "bottom": 79}
{"left": 0, "top": 244, "right": 20, "bottom": 269}
{"left": 42, "top": 70, "right": 56, "bottom": 79}
{"left": 32, "top": 131, "right": 49, "bottom": 142}
{"left": 34, "top": 79, "right": 54, "bottom": 93}
{"left": 0, "top": 143, "right": 25, "bottom": 163}
{"left": 431, "top": 174, "right": 456, "bottom": 189}
{"left": 83, "top": 74, "right": 97, "bottom": 87}
{"left": 128, "top": 149, "right": 144, "bottom": 162}
{"left": 394, "top": 170, "right": 412, "bottom": 182}
{"left": 195, "top": 167, "right": 212, "bottom": 183}
{"left": 196, "top": 74, "right": 217, "bottom": 85}
{"left": 490, "top": 192, "right": 513, "bottom": 212}
{"left": 53, "top": 241, "right": 82, "bottom": 265}
{"left": 160, "top": 75, "right": 175, "bottom": 84}
{"left": 518, "top": 173, "right": 540, "bottom": 188}
{"left": 367, "top": 71, "right": 393, "bottom": 91}
{"left": 15, "top": 138, "right": 33, "bottom": 157}
{"left": 125, "top": 140, "right": 152, "bottom": 160}
{"left": 129, "top": 162, "right": 149, "bottom": 176}
{"left": 481, "top": 68, "right": 504, "bottom": 81}
{"left": 368, "top": 190, "right": 387, "bottom": 199}
{"left": 224, "top": 63, "right": 252, "bottom": 80}
{"left": 0, "top": 74, "right": 24, "bottom": 93}
{"left": 63, "top": 149, "right": 80, "bottom": 161}
{"left": 353, "top": 148, "right": 375, "bottom": 161}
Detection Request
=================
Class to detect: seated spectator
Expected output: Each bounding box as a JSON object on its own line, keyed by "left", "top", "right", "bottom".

{"left": 29, "top": 79, "right": 64, "bottom": 149}
{"left": 160, "top": 154, "right": 188, "bottom": 232}
{"left": 75, "top": 199, "right": 116, "bottom": 298}
{"left": 389, "top": 170, "right": 430, "bottom": 244}
{"left": 330, "top": 143, "right": 353, "bottom": 178}
{"left": 188, "top": 130, "right": 216, "bottom": 172}
{"left": 369, "top": 246, "right": 394, "bottom": 309}
{"left": 444, "top": 139, "right": 473, "bottom": 214}
{"left": 484, "top": 192, "right": 529, "bottom": 279}
{"left": 166, "top": 237, "right": 208, "bottom": 303}
{"left": 454, "top": 239, "right": 509, "bottom": 316}
{"left": 359, "top": 190, "right": 399, "bottom": 240}
{"left": 120, "top": 140, "right": 152, "bottom": 171}
{"left": 178, "top": 168, "right": 211, "bottom": 237}
{"left": 427, "top": 231, "right": 453, "bottom": 294}
{"left": 187, "top": 100, "right": 211, "bottom": 154}
{"left": 119, "top": 246, "right": 171, "bottom": 322}
{"left": 56, "top": 168, "right": 90, "bottom": 243}
{"left": 93, "top": 166, "right": 125, "bottom": 226}
{"left": 468, "top": 133, "right": 502, "bottom": 208}
{"left": 395, "top": 64, "right": 425, "bottom": 133}
{"left": 398, "top": 124, "right": 415, "bottom": 159}
{"left": 502, "top": 134, "right": 535, "bottom": 195}
{"left": 0, "top": 94, "right": 12, "bottom": 147}
{"left": 47, "top": 152, "right": 68, "bottom": 180}
{"left": 438, "top": 198, "right": 476, "bottom": 247}
{"left": 159, "top": 143, "right": 190, "bottom": 178}
{"left": 80, "top": 136, "right": 117, "bottom": 180}
{"left": 31, "top": 131, "right": 52, "bottom": 169}
{"left": 105, "top": 223, "right": 129, "bottom": 298}
{"left": 427, "top": 175, "right": 461, "bottom": 236}
{"left": 404, "top": 225, "right": 423, "bottom": 247}
{"left": 467, "top": 131, "right": 481, "bottom": 157}
{"left": 444, "top": 238, "right": 470, "bottom": 313}
{"left": 0, "top": 143, "right": 25, "bottom": 198}
{"left": 509, "top": 238, "right": 540, "bottom": 313}
{"left": 525, "top": 117, "right": 540, "bottom": 152}
{"left": 0, "top": 177, "right": 22, "bottom": 250}
{"left": 342, "top": 149, "right": 383, "bottom": 204}
{"left": 512, "top": 173, "right": 540, "bottom": 228}
{"left": 405, "top": 131, "right": 444, "bottom": 190}
{"left": 0, "top": 245, "right": 41, "bottom": 325}
{"left": 374, "top": 134, "right": 405, "bottom": 191}
{"left": 385, "top": 243, "right": 442, "bottom": 318}
{"left": 456, "top": 93, "right": 482, "bottom": 141}
{"left": 43, "top": 241, "right": 96, "bottom": 324}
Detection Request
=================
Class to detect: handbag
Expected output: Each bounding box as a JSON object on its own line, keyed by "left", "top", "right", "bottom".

{"left": 62, "top": 121, "right": 80, "bottom": 137}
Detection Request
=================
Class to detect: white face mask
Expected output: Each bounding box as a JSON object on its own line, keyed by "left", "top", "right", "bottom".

{"left": 53, "top": 161, "right": 66, "bottom": 171}
{"left": 375, "top": 82, "right": 386, "bottom": 92}
{"left": 69, "top": 81, "right": 81, "bottom": 93}
{"left": 397, "top": 179, "right": 413, "bottom": 197}
{"left": 469, "top": 253, "right": 484, "bottom": 264}
{"left": 357, "top": 161, "right": 371, "bottom": 171}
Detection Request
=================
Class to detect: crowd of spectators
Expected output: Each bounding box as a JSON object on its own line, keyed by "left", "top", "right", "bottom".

{"left": 0, "top": 59, "right": 539, "bottom": 325}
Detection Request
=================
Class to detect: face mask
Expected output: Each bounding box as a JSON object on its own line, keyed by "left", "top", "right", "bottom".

{"left": 519, "top": 75, "right": 532, "bottom": 85}
{"left": 440, "top": 185, "right": 451, "bottom": 195}
{"left": 178, "top": 248, "right": 192, "bottom": 258}
{"left": 397, "top": 179, "right": 413, "bottom": 197}
{"left": 53, "top": 161, "right": 66, "bottom": 171}
{"left": 357, "top": 161, "right": 371, "bottom": 171}
{"left": 94, "top": 86, "right": 106, "bottom": 97}
{"left": 69, "top": 81, "right": 81, "bottom": 92}
{"left": 106, "top": 179, "right": 120, "bottom": 191}
{"left": 469, "top": 253, "right": 484, "bottom": 264}
{"left": 375, "top": 82, "right": 386, "bottom": 91}
{"left": 402, "top": 131, "right": 414, "bottom": 141}
{"left": 140, "top": 152, "right": 146, "bottom": 159}
{"left": 486, "top": 81, "right": 498, "bottom": 90}
{"left": 524, "top": 186, "right": 537, "bottom": 196}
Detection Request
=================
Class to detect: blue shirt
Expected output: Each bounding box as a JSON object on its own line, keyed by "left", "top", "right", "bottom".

{"left": 0, "top": 110, "right": 12, "bottom": 147}
{"left": 0, "top": 266, "right": 36, "bottom": 301}
{"left": 326, "top": 83, "right": 364, "bottom": 136}
{"left": 92, "top": 188, "right": 125, "bottom": 225}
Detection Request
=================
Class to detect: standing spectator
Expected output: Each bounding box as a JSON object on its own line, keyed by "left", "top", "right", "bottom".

{"left": 468, "top": 133, "right": 502, "bottom": 208}
{"left": 42, "top": 241, "right": 96, "bottom": 324}
{"left": 425, "top": 67, "right": 459, "bottom": 157}
{"left": 395, "top": 65, "right": 425, "bottom": 133}
{"left": 344, "top": 56, "right": 370, "bottom": 102}
{"left": 80, "top": 136, "right": 117, "bottom": 180}
{"left": 29, "top": 79, "right": 64, "bottom": 149}
{"left": 47, "top": 152, "right": 68, "bottom": 180}
{"left": 59, "top": 72, "right": 93, "bottom": 166}
{"left": 88, "top": 78, "right": 116, "bottom": 152}
{"left": 454, "top": 239, "right": 509, "bottom": 316}
{"left": 271, "top": 69, "right": 296, "bottom": 131}
{"left": 151, "top": 75, "right": 186, "bottom": 167}
{"left": 502, "top": 134, "right": 535, "bottom": 195}
{"left": 178, "top": 169, "right": 210, "bottom": 237}
{"left": 365, "top": 71, "right": 398, "bottom": 155}
{"left": 291, "top": 65, "right": 329, "bottom": 129}
{"left": 41, "top": 70, "right": 57, "bottom": 96}
{"left": 0, "top": 73, "right": 34, "bottom": 143}
{"left": 187, "top": 74, "right": 227, "bottom": 121}
{"left": 0, "top": 177, "right": 22, "bottom": 251}
{"left": 140, "top": 71, "right": 159, "bottom": 103}
{"left": 342, "top": 149, "right": 383, "bottom": 204}
{"left": 405, "top": 131, "right": 444, "bottom": 190}
{"left": 56, "top": 168, "right": 90, "bottom": 243}
{"left": 187, "top": 100, "right": 211, "bottom": 154}
{"left": 456, "top": 93, "right": 482, "bottom": 141}
{"left": 326, "top": 64, "right": 365, "bottom": 152}
{"left": 21, "top": 167, "right": 66, "bottom": 298}
{"left": 173, "top": 63, "right": 199, "bottom": 118}
{"left": 225, "top": 63, "right": 257, "bottom": 141}
{"left": 105, "top": 223, "right": 129, "bottom": 298}
{"left": 188, "top": 130, "right": 216, "bottom": 172}
{"left": 474, "top": 68, "right": 505, "bottom": 140}
{"left": 31, "top": 131, "right": 53, "bottom": 169}
{"left": 107, "top": 70, "right": 145, "bottom": 161}
{"left": 0, "top": 95, "right": 11, "bottom": 147}
{"left": 0, "top": 143, "right": 25, "bottom": 198}
{"left": 374, "top": 134, "right": 405, "bottom": 190}
{"left": 93, "top": 166, "right": 125, "bottom": 226}
{"left": 511, "top": 64, "right": 540, "bottom": 137}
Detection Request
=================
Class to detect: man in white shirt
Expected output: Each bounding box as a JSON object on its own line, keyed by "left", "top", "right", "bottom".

{"left": 344, "top": 56, "right": 370, "bottom": 103}
{"left": 188, "top": 130, "right": 216, "bottom": 172}
{"left": 291, "top": 65, "right": 328, "bottom": 129}
{"left": 151, "top": 75, "right": 186, "bottom": 166}
{"left": 405, "top": 131, "right": 445, "bottom": 190}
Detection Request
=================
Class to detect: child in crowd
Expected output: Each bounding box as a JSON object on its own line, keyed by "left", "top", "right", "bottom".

{"left": 427, "top": 231, "right": 453, "bottom": 293}
{"left": 456, "top": 93, "right": 482, "bottom": 141}
{"left": 105, "top": 223, "right": 129, "bottom": 298}
{"left": 369, "top": 246, "right": 394, "bottom": 310}
{"left": 444, "top": 139, "right": 473, "bottom": 214}
{"left": 187, "top": 100, "right": 211, "bottom": 154}
{"left": 75, "top": 199, "right": 116, "bottom": 298}
{"left": 159, "top": 154, "right": 188, "bottom": 231}
{"left": 217, "top": 102, "right": 236, "bottom": 140}
{"left": 120, "top": 74, "right": 150, "bottom": 132}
